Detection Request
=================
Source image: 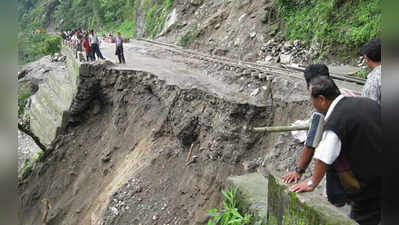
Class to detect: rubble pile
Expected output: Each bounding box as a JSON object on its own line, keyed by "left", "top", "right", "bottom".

{"left": 259, "top": 38, "right": 319, "bottom": 65}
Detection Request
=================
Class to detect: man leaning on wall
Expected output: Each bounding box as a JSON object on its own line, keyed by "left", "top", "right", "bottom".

{"left": 282, "top": 64, "right": 349, "bottom": 208}
{"left": 290, "top": 76, "right": 382, "bottom": 225}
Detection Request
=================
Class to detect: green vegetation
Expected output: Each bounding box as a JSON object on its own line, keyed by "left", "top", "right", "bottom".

{"left": 18, "top": 84, "right": 32, "bottom": 117}
{"left": 351, "top": 67, "right": 371, "bottom": 79}
{"left": 177, "top": 27, "right": 198, "bottom": 47}
{"left": 275, "top": 0, "right": 381, "bottom": 60}
{"left": 17, "top": 0, "right": 176, "bottom": 64}
{"left": 18, "top": 151, "right": 46, "bottom": 181}
{"left": 17, "top": 32, "right": 61, "bottom": 65}
{"left": 207, "top": 187, "right": 252, "bottom": 225}
{"left": 18, "top": 158, "right": 33, "bottom": 180}
{"left": 142, "top": 0, "right": 175, "bottom": 38}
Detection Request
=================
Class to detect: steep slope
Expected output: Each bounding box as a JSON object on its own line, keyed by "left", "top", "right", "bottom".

{"left": 18, "top": 43, "right": 325, "bottom": 225}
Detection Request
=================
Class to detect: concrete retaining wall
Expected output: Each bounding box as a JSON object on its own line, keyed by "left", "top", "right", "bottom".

{"left": 227, "top": 171, "right": 358, "bottom": 225}
{"left": 29, "top": 47, "right": 79, "bottom": 148}
{"left": 29, "top": 46, "right": 104, "bottom": 148}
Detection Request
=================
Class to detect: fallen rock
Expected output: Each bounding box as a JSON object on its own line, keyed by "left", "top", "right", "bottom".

{"left": 212, "top": 48, "right": 229, "bottom": 56}
{"left": 280, "top": 54, "right": 292, "bottom": 64}
{"left": 190, "top": 0, "right": 203, "bottom": 6}
{"left": 250, "top": 88, "right": 260, "bottom": 96}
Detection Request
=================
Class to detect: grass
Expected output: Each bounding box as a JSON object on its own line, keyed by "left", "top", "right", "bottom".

{"left": 143, "top": 0, "right": 175, "bottom": 38}
{"left": 275, "top": 0, "right": 381, "bottom": 60}
{"left": 177, "top": 27, "right": 198, "bottom": 47}
{"left": 207, "top": 187, "right": 252, "bottom": 225}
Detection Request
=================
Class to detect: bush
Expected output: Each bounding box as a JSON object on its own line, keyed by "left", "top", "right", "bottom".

{"left": 40, "top": 35, "right": 62, "bottom": 56}
{"left": 18, "top": 33, "right": 62, "bottom": 65}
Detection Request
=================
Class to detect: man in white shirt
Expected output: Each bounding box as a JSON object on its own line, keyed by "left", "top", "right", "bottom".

{"left": 283, "top": 64, "right": 353, "bottom": 207}
{"left": 290, "top": 76, "right": 382, "bottom": 225}
{"left": 89, "top": 30, "right": 105, "bottom": 60}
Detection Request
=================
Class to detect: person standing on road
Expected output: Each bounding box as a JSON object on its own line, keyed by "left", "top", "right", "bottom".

{"left": 290, "top": 76, "right": 382, "bottom": 225}
{"left": 89, "top": 30, "right": 105, "bottom": 60}
{"left": 361, "top": 38, "right": 381, "bottom": 104}
{"left": 115, "top": 32, "right": 126, "bottom": 64}
{"left": 82, "top": 35, "right": 91, "bottom": 62}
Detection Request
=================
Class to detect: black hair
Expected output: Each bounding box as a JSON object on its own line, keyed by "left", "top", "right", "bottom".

{"left": 361, "top": 38, "right": 381, "bottom": 62}
{"left": 304, "top": 64, "right": 330, "bottom": 87}
{"left": 309, "top": 76, "right": 340, "bottom": 101}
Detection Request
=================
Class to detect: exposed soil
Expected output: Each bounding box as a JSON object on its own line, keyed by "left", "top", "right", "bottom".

{"left": 17, "top": 40, "right": 358, "bottom": 225}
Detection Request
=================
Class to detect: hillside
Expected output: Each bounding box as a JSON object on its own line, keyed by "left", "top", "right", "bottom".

{"left": 17, "top": 0, "right": 380, "bottom": 65}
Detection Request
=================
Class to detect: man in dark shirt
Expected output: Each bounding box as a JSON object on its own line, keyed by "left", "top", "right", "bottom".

{"left": 290, "top": 76, "right": 382, "bottom": 225}
{"left": 115, "top": 32, "right": 126, "bottom": 64}
{"left": 283, "top": 64, "right": 349, "bottom": 207}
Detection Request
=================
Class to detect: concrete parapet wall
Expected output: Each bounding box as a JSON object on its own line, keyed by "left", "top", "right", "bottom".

{"left": 228, "top": 171, "right": 358, "bottom": 225}
{"left": 226, "top": 173, "right": 268, "bottom": 223}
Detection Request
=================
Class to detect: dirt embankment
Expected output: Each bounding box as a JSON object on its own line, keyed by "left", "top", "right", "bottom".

{"left": 17, "top": 56, "right": 313, "bottom": 225}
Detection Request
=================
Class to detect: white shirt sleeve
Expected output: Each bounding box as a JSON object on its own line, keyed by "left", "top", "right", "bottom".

{"left": 314, "top": 130, "right": 341, "bottom": 165}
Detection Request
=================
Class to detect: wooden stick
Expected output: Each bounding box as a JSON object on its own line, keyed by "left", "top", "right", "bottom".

{"left": 186, "top": 143, "right": 194, "bottom": 162}
{"left": 252, "top": 124, "right": 309, "bottom": 132}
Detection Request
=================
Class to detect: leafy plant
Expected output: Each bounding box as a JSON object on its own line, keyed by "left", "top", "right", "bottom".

{"left": 207, "top": 187, "right": 252, "bottom": 225}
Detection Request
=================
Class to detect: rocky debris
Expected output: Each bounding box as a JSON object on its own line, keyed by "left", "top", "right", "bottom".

{"left": 18, "top": 55, "right": 66, "bottom": 92}
{"left": 190, "top": 0, "right": 203, "bottom": 6}
{"left": 212, "top": 48, "right": 229, "bottom": 56}
{"left": 258, "top": 38, "right": 319, "bottom": 65}
{"left": 242, "top": 158, "right": 262, "bottom": 171}
{"left": 17, "top": 130, "right": 42, "bottom": 173}
{"left": 50, "top": 53, "right": 66, "bottom": 62}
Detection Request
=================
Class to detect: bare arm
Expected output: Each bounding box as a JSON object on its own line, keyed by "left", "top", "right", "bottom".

{"left": 289, "top": 159, "right": 328, "bottom": 193}
{"left": 298, "top": 145, "right": 315, "bottom": 171}
{"left": 282, "top": 145, "right": 314, "bottom": 184}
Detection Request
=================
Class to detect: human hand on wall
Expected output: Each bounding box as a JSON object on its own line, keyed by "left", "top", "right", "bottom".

{"left": 289, "top": 181, "right": 314, "bottom": 193}
{"left": 282, "top": 171, "right": 302, "bottom": 184}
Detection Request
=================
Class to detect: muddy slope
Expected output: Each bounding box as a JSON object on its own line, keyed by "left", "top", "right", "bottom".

{"left": 17, "top": 59, "right": 312, "bottom": 225}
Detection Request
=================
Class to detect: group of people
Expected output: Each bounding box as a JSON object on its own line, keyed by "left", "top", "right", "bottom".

{"left": 282, "top": 38, "right": 381, "bottom": 225}
{"left": 61, "top": 29, "right": 126, "bottom": 64}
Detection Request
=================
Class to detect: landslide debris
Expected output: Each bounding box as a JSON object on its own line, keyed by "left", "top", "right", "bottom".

{"left": 18, "top": 59, "right": 315, "bottom": 225}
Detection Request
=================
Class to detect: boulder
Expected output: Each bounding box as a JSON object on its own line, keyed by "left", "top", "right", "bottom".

{"left": 212, "top": 48, "right": 229, "bottom": 56}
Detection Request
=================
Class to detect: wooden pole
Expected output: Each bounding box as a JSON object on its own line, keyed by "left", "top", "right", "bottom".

{"left": 252, "top": 124, "right": 309, "bottom": 132}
